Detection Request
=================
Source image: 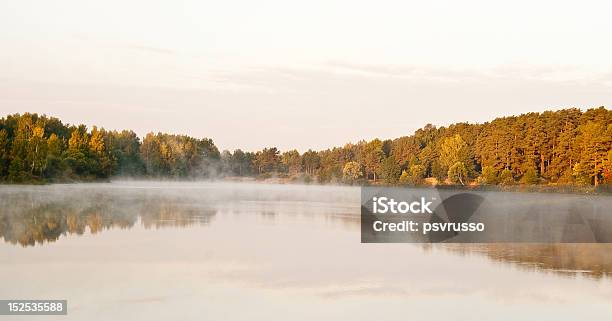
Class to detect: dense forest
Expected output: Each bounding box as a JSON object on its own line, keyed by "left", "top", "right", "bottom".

{"left": 0, "top": 107, "right": 610, "bottom": 186}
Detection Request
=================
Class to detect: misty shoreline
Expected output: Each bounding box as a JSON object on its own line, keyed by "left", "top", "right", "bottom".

{"left": 1, "top": 177, "right": 609, "bottom": 196}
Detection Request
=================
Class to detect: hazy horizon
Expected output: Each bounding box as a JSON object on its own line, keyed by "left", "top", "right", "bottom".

{"left": 1, "top": 0, "right": 611, "bottom": 152}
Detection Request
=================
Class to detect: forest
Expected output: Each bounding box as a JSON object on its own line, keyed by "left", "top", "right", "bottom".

{"left": 0, "top": 107, "right": 610, "bottom": 187}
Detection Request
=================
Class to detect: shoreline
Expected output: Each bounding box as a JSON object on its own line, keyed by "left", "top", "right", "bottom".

{"left": 1, "top": 176, "right": 610, "bottom": 196}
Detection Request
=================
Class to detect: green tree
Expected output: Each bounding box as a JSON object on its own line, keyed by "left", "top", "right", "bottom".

{"left": 231, "top": 149, "right": 252, "bottom": 176}
{"left": 478, "top": 166, "right": 498, "bottom": 185}
{"left": 380, "top": 157, "right": 400, "bottom": 184}
{"left": 45, "top": 134, "right": 63, "bottom": 178}
{"left": 8, "top": 157, "right": 24, "bottom": 182}
{"left": 499, "top": 168, "right": 515, "bottom": 185}
{"left": 0, "top": 129, "right": 9, "bottom": 176}
{"left": 520, "top": 167, "right": 539, "bottom": 185}
{"left": 109, "top": 130, "right": 145, "bottom": 176}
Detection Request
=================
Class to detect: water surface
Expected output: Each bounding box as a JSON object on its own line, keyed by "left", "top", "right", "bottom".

{"left": 1, "top": 182, "right": 611, "bottom": 321}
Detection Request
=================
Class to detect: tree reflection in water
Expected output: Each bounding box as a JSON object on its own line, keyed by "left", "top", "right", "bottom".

{"left": 437, "top": 243, "right": 612, "bottom": 279}
{"left": 1, "top": 184, "right": 612, "bottom": 279}
{"left": 0, "top": 190, "right": 216, "bottom": 246}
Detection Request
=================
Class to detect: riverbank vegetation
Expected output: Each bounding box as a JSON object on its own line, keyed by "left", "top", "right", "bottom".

{"left": 0, "top": 107, "right": 610, "bottom": 188}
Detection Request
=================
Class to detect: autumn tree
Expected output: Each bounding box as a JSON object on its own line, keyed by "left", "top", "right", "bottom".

{"left": 409, "top": 164, "right": 426, "bottom": 184}
{"left": 281, "top": 150, "right": 302, "bottom": 175}
{"left": 363, "top": 139, "right": 384, "bottom": 181}
{"left": 254, "top": 147, "right": 280, "bottom": 174}
{"left": 27, "top": 125, "right": 47, "bottom": 176}
{"left": 440, "top": 134, "right": 470, "bottom": 173}
{"left": 573, "top": 122, "right": 610, "bottom": 186}
{"left": 301, "top": 150, "right": 320, "bottom": 176}
{"left": 448, "top": 162, "right": 468, "bottom": 185}
{"left": 342, "top": 161, "right": 362, "bottom": 182}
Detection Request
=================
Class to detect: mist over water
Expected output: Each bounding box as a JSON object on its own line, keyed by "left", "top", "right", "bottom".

{"left": 1, "top": 181, "right": 611, "bottom": 321}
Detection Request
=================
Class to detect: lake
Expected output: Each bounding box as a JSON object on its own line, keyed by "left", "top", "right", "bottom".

{"left": 1, "top": 181, "right": 611, "bottom": 321}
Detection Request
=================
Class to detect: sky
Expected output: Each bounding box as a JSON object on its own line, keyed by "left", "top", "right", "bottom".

{"left": 0, "top": 0, "right": 611, "bottom": 152}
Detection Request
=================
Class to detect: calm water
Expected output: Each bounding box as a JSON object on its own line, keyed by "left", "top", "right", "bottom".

{"left": 1, "top": 181, "right": 611, "bottom": 321}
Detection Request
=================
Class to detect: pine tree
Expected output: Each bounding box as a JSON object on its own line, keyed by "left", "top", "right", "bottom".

{"left": 380, "top": 157, "right": 401, "bottom": 184}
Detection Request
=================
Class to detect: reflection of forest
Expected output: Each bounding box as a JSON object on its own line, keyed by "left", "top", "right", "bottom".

{"left": 2, "top": 189, "right": 612, "bottom": 278}
{"left": 439, "top": 244, "right": 612, "bottom": 278}
{"left": 0, "top": 192, "right": 216, "bottom": 246}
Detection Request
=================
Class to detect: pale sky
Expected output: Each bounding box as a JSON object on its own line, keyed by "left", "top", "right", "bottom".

{"left": 0, "top": 0, "right": 611, "bottom": 152}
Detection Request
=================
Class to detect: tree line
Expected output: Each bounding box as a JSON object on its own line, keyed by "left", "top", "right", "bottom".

{"left": 0, "top": 107, "right": 610, "bottom": 186}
